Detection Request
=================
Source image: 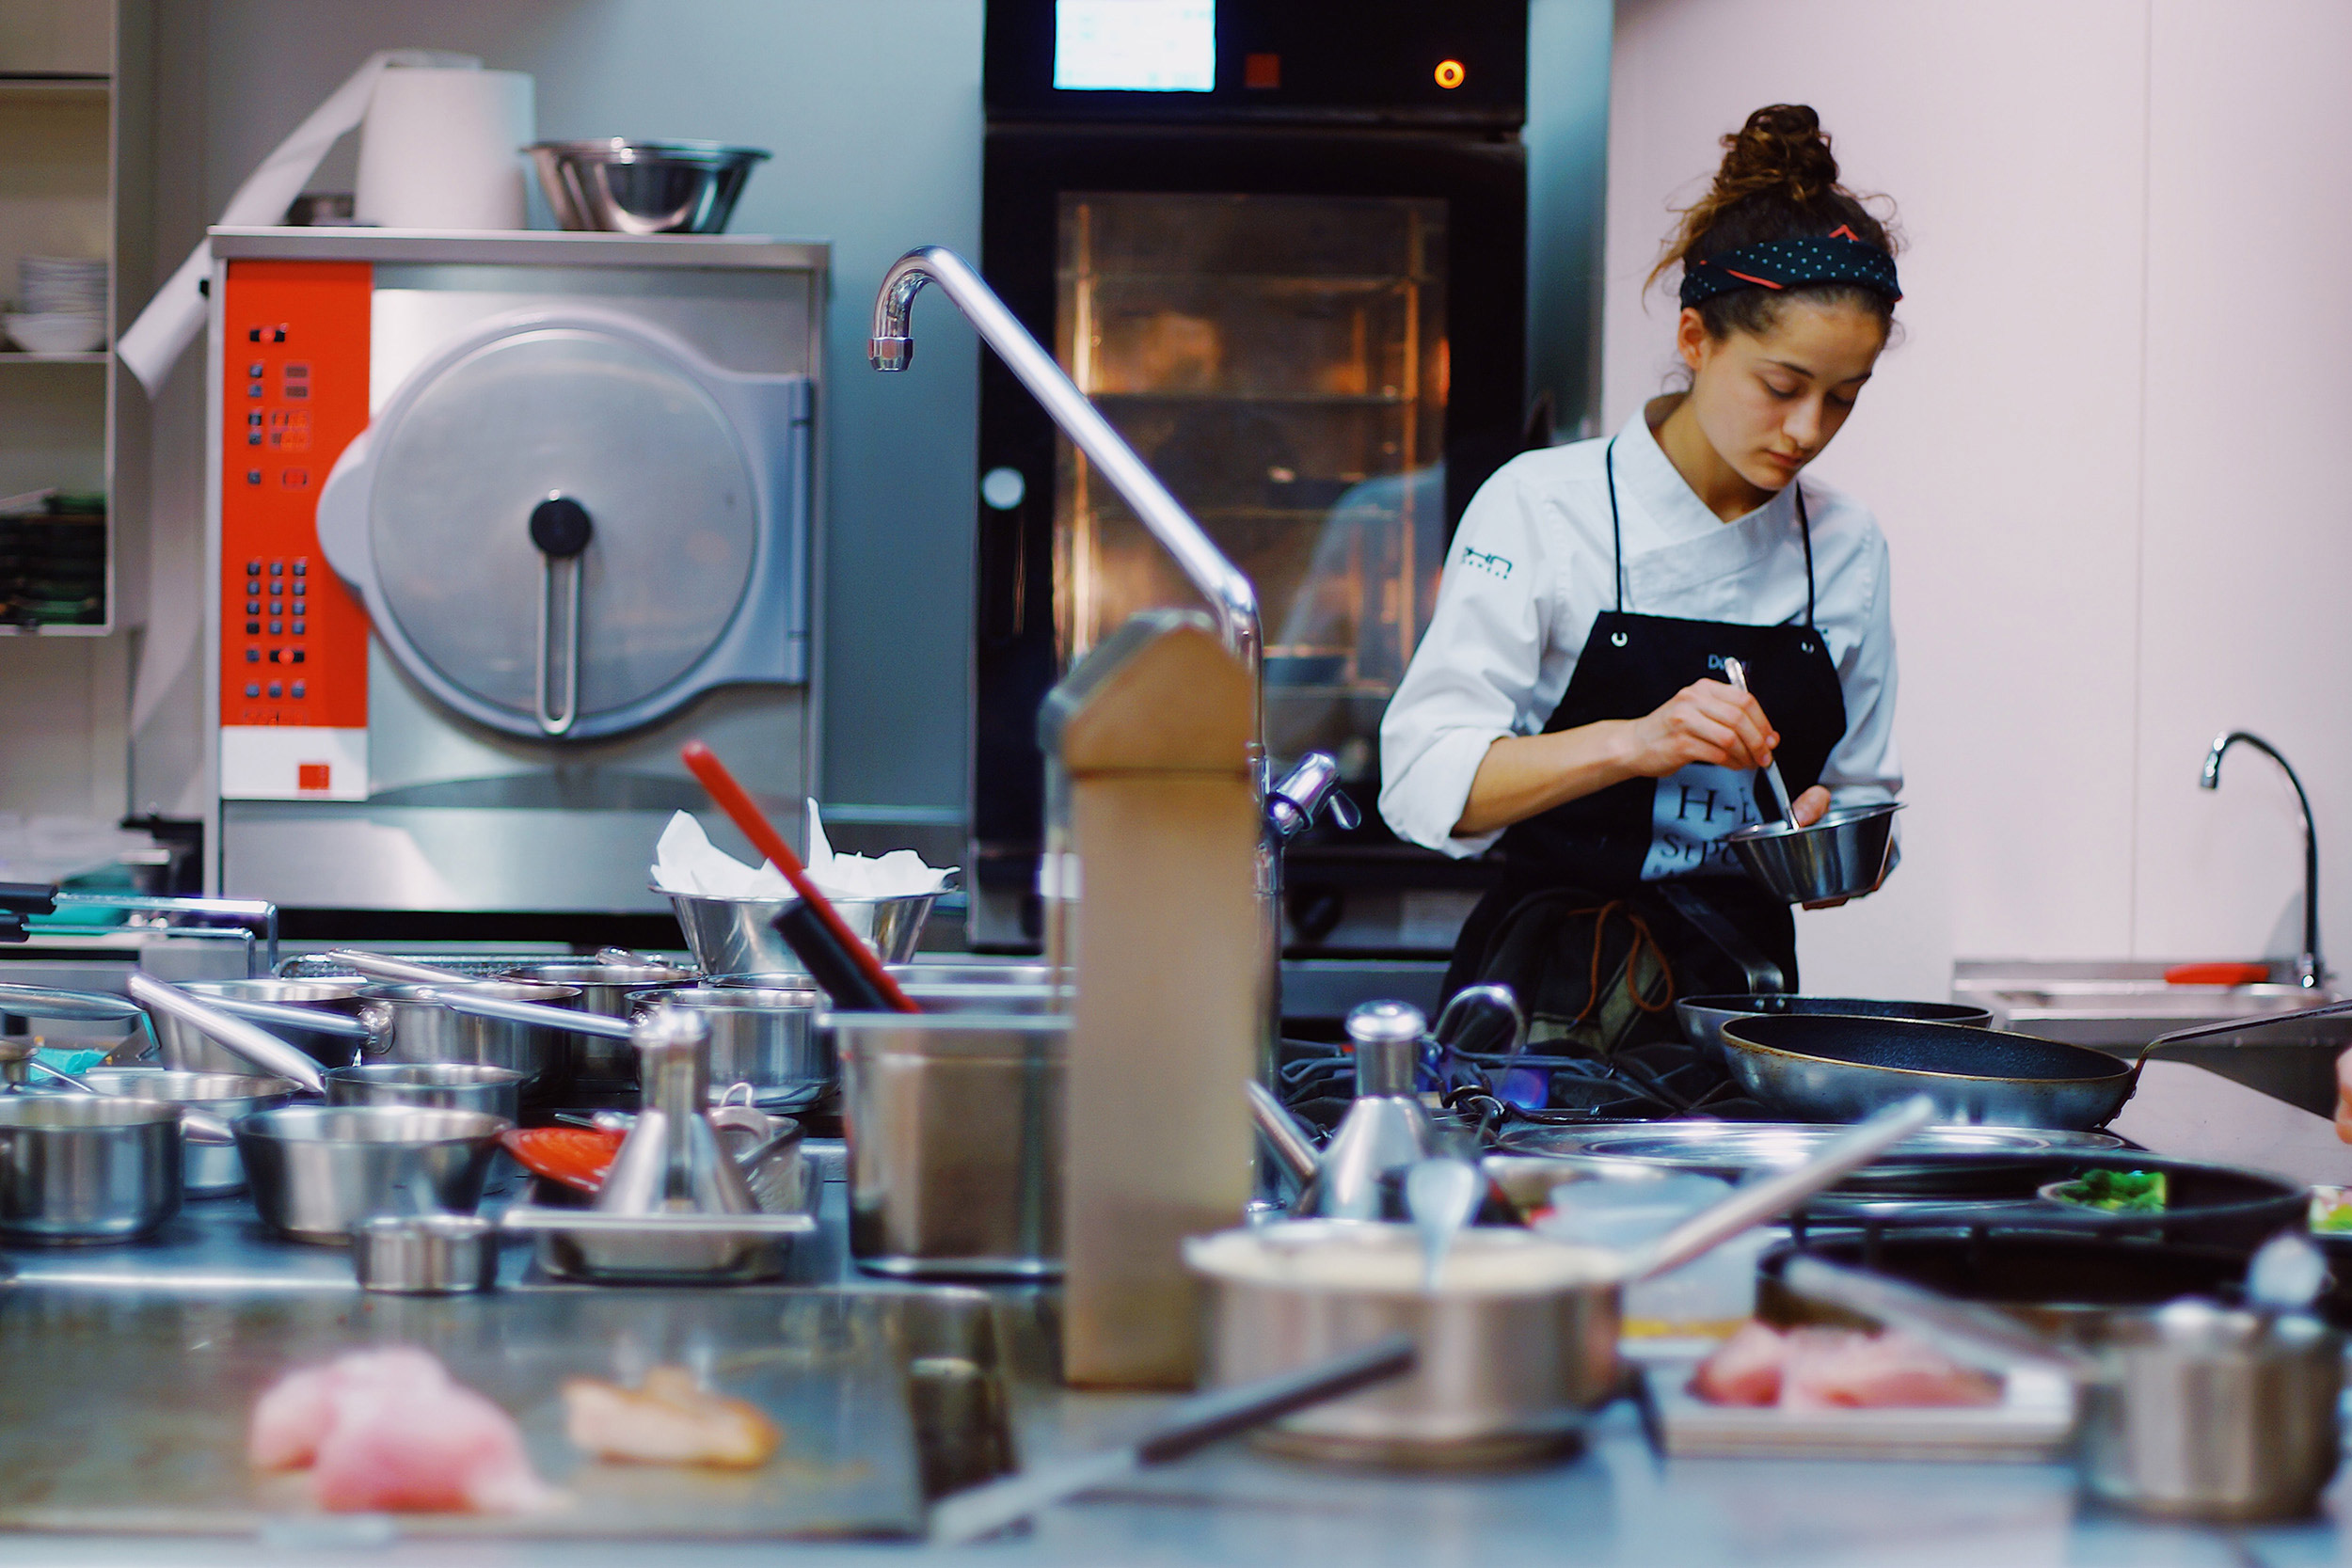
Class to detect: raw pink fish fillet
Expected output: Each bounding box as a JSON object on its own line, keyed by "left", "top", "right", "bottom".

{"left": 1688, "top": 1320, "right": 1788, "bottom": 1406}
{"left": 248, "top": 1347, "right": 555, "bottom": 1514}
{"left": 1778, "top": 1326, "right": 2001, "bottom": 1411}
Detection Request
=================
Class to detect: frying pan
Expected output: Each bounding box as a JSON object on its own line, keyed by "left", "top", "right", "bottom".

{"left": 1719, "top": 997, "right": 2352, "bottom": 1129}
{"left": 1675, "top": 993, "right": 1991, "bottom": 1064}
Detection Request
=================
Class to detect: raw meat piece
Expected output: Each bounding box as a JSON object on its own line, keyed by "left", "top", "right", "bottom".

{"left": 247, "top": 1346, "right": 555, "bottom": 1514}
{"left": 563, "top": 1366, "right": 782, "bottom": 1468}
{"left": 1779, "top": 1327, "right": 2000, "bottom": 1411}
{"left": 1689, "top": 1320, "right": 1788, "bottom": 1406}
{"left": 247, "top": 1346, "right": 450, "bottom": 1471}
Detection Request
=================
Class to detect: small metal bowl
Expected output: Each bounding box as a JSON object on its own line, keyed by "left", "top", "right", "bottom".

{"left": 234, "top": 1105, "right": 510, "bottom": 1246}
{"left": 1726, "top": 801, "right": 1902, "bottom": 903}
{"left": 326, "top": 1062, "right": 527, "bottom": 1124}
{"left": 528, "top": 139, "right": 770, "bottom": 234}
{"left": 350, "top": 1213, "right": 501, "bottom": 1294}
{"left": 661, "top": 888, "right": 939, "bottom": 980}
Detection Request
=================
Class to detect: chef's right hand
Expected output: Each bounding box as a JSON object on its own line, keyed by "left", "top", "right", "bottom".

{"left": 2335, "top": 1047, "right": 2352, "bottom": 1143}
{"left": 1622, "top": 679, "right": 1778, "bottom": 778}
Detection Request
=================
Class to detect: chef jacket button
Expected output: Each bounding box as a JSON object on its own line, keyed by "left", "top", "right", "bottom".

{"left": 1610, "top": 631, "right": 1628, "bottom": 648}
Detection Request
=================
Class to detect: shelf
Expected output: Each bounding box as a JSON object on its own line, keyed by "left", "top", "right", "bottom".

{"left": 0, "top": 352, "right": 108, "bottom": 365}
{"left": 0, "top": 74, "right": 109, "bottom": 99}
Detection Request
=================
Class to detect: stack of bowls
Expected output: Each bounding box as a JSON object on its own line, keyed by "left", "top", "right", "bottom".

{"left": 7, "top": 257, "right": 106, "bottom": 354}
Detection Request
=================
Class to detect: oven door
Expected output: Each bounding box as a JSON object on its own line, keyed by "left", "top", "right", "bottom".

{"left": 974, "top": 125, "right": 1525, "bottom": 948}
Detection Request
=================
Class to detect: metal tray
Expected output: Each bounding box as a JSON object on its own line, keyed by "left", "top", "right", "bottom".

{"left": 503, "top": 1193, "right": 819, "bottom": 1285}
{"left": 1496, "top": 1120, "right": 2125, "bottom": 1194}
{"left": 1638, "top": 1353, "right": 2074, "bottom": 1462}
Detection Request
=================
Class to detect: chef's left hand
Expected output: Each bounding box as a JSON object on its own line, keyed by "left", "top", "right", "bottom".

{"left": 2335, "top": 1048, "right": 2352, "bottom": 1143}
{"left": 1790, "top": 787, "right": 1850, "bottom": 910}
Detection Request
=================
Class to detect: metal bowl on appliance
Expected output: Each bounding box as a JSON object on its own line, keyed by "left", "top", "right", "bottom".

{"left": 234, "top": 1105, "right": 510, "bottom": 1245}
{"left": 62, "top": 1069, "right": 294, "bottom": 1197}
{"left": 528, "top": 139, "right": 771, "bottom": 235}
{"left": 500, "top": 959, "right": 694, "bottom": 1091}
{"left": 353, "top": 982, "right": 580, "bottom": 1101}
{"left": 1725, "top": 801, "right": 1902, "bottom": 904}
{"left": 154, "top": 978, "right": 372, "bottom": 1071}
{"left": 627, "top": 986, "right": 827, "bottom": 1106}
{"left": 662, "top": 888, "right": 938, "bottom": 980}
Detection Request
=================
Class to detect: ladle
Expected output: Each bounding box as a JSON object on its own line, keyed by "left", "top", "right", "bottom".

{"left": 1722, "top": 657, "right": 1798, "bottom": 828}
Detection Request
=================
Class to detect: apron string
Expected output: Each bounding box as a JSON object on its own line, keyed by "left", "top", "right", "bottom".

{"left": 1795, "top": 480, "right": 1820, "bottom": 632}
{"left": 1605, "top": 430, "right": 1821, "bottom": 631}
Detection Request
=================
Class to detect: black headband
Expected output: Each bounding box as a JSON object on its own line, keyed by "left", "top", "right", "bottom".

{"left": 1678, "top": 230, "right": 1902, "bottom": 309}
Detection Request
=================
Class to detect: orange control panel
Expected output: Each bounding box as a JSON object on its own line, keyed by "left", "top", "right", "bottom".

{"left": 218, "top": 261, "right": 371, "bottom": 787}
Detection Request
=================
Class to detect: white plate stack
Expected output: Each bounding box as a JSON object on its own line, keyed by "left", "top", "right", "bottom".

{"left": 8, "top": 257, "right": 107, "bottom": 355}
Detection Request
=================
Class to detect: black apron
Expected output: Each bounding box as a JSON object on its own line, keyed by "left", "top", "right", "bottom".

{"left": 1445, "top": 438, "right": 1851, "bottom": 1048}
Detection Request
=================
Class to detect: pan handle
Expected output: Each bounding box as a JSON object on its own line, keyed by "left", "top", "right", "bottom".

{"left": 1656, "top": 882, "right": 1786, "bottom": 995}
{"left": 1246, "top": 1080, "right": 1321, "bottom": 1186}
{"left": 426, "top": 988, "right": 633, "bottom": 1040}
{"left": 323, "top": 949, "right": 474, "bottom": 986}
{"left": 125, "top": 974, "right": 325, "bottom": 1095}
{"left": 2130, "top": 994, "right": 2352, "bottom": 1072}
{"left": 1782, "top": 1257, "right": 2096, "bottom": 1376}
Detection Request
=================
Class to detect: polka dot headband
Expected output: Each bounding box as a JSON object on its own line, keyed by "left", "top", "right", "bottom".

{"left": 1678, "top": 227, "right": 1902, "bottom": 309}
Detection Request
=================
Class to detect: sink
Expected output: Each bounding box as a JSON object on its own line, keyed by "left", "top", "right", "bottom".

{"left": 1954, "top": 960, "right": 2338, "bottom": 1116}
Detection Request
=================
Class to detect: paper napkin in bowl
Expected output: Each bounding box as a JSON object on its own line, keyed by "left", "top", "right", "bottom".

{"left": 651, "top": 808, "right": 953, "bottom": 901}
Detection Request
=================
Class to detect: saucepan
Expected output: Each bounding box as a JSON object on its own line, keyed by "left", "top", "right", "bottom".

{"left": 46, "top": 1068, "right": 293, "bottom": 1196}
{"left": 1718, "top": 995, "right": 2352, "bottom": 1129}
{"left": 499, "top": 958, "right": 694, "bottom": 1091}
{"left": 1787, "top": 1253, "right": 2343, "bottom": 1521}
{"left": 1185, "top": 1096, "right": 1936, "bottom": 1466}
{"left": 148, "top": 978, "right": 376, "bottom": 1071}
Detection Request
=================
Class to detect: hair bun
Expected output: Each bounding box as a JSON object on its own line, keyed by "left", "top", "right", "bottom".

{"left": 1716, "top": 103, "right": 1839, "bottom": 207}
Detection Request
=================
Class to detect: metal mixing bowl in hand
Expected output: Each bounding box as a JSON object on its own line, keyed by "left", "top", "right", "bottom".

{"left": 528, "top": 139, "right": 771, "bottom": 234}
{"left": 661, "top": 887, "right": 938, "bottom": 979}
{"left": 234, "top": 1105, "right": 510, "bottom": 1245}
{"left": 1726, "top": 800, "right": 1902, "bottom": 904}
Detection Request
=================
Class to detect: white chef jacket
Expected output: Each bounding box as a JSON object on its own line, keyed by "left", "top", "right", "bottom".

{"left": 1379, "top": 399, "right": 1902, "bottom": 860}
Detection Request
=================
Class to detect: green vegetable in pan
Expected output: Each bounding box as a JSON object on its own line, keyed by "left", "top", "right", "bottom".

{"left": 2048, "top": 1168, "right": 2169, "bottom": 1213}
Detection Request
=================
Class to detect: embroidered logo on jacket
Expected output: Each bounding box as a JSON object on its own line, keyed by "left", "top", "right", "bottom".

{"left": 1459, "top": 546, "right": 1513, "bottom": 579}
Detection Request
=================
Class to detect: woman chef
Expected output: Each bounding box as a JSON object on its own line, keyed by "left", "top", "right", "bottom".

{"left": 1380, "top": 104, "right": 1904, "bottom": 1052}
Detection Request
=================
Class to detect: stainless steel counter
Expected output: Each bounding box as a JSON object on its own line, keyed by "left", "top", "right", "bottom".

{"left": 0, "top": 1114, "right": 2343, "bottom": 1563}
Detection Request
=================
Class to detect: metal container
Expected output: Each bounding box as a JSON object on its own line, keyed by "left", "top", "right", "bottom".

{"left": 1186, "top": 1224, "right": 1622, "bottom": 1465}
{"left": 628, "top": 986, "right": 828, "bottom": 1105}
{"left": 0, "top": 1097, "right": 183, "bottom": 1243}
{"left": 834, "top": 1011, "right": 1066, "bottom": 1279}
{"left": 2078, "top": 1304, "right": 2343, "bottom": 1520}
{"left": 354, "top": 981, "right": 580, "bottom": 1101}
{"left": 233, "top": 1105, "right": 510, "bottom": 1245}
{"left": 349, "top": 1213, "right": 501, "bottom": 1294}
{"left": 154, "top": 978, "right": 370, "bottom": 1071}
{"left": 66, "top": 1069, "right": 294, "bottom": 1197}
{"left": 663, "top": 888, "right": 937, "bottom": 981}
{"left": 528, "top": 139, "right": 771, "bottom": 234}
{"left": 325, "top": 1063, "right": 527, "bottom": 1124}
{"left": 1726, "top": 800, "right": 1902, "bottom": 904}
{"left": 499, "top": 960, "right": 693, "bottom": 1091}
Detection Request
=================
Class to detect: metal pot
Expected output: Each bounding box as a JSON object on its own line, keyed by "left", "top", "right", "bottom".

{"left": 834, "top": 1011, "right": 1067, "bottom": 1279}
{"left": 326, "top": 1063, "right": 526, "bottom": 1124}
{"left": 0, "top": 1097, "right": 183, "bottom": 1243}
{"left": 350, "top": 1213, "right": 501, "bottom": 1294}
{"left": 354, "top": 982, "right": 580, "bottom": 1101}
{"left": 65, "top": 1069, "right": 294, "bottom": 1197}
{"left": 234, "top": 1104, "right": 510, "bottom": 1245}
{"left": 629, "top": 987, "right": 827, "bottom": 1106}
{"left": 155, "top": 978, "right": 373, "bottom": 1071}
{"left": 499, "top": 960, "right": 693, "bottom": 1091}
{"left": 1725, "top": 800, "right": 1901, "bottom": 903}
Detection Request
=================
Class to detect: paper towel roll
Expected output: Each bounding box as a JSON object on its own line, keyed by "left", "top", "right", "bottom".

{"left": 355, "top": 67, "right": 534, "bottom": 230}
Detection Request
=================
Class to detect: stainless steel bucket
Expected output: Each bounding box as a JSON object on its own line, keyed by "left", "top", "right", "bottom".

{"left": 67, "top": 1069, "right": 294, "bottom": 1197}
{"left": 499, "top": 960, "right": 694, "bottom": 1091}
{"left": 834, "top": 1011, "right": 1066, "bottom": 1279}
{"left": 154, "top": 978, "right": 371, "bottom": 1071}
{"left": 354, "top": 982, "right": 580, "bottom": 1101}
{"left": 628, "top": 987, "right": 827, "bottom": 1105}
{"left": 0, "top": 1096, "right": 184, "bottom": 1243}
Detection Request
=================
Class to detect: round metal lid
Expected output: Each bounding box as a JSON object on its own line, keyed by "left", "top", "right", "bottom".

{"left": 367, "top": 325, "right": 757, "bottom": 725}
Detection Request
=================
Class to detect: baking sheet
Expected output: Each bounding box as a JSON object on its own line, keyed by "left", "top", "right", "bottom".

{"left": 1641, "top": 1355, "right": 2075, "bottom": 1463}
{"left": 0, "top": 1286, "right": 926, "bottom": 1539}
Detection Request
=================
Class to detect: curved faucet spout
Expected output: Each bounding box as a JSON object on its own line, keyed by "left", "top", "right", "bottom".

{"left": 866, "top": 245, "right": 1262, "bottom": 684}
{"left": 2201, "top": 730, "right": 2325, "bottom": 991}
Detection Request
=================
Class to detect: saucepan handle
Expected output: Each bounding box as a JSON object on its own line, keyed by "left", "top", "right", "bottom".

{"left": 426, "top": 988, "right": 633, "bottom": 1040}
{"left": 125, "top": 974, "right": 325, "bottom": 1095}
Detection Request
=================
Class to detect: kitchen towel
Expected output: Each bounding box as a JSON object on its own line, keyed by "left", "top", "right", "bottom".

{"left": 354, "top": 67, "right": 534, "bottom": 230}
{"left": 117, "top": 49, "right": 479, "bottom": 395}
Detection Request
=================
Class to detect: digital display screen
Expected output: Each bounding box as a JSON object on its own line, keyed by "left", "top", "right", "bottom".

{"left": 1054, "top": 0, "right": 1216, "bottom": 92}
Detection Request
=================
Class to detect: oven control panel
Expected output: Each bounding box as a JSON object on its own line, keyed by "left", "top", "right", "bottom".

{"left": 217, "top": 261, "right": 372, "bottom": 800}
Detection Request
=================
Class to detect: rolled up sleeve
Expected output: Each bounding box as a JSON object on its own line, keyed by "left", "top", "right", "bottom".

{"left": 1379, "top": 470, "right": 1550, "bottom": 859}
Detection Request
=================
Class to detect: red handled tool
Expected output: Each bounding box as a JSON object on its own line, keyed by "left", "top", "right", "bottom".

{"left": 680, "top": 742, "right": 920, "bottom": 1014}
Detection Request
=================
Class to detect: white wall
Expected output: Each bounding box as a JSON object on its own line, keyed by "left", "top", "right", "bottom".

{"left": 1603, "top": 0, "right": 2352, "bottom": 994}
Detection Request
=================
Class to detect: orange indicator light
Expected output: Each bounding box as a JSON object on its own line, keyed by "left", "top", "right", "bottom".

{"left": 1434, "top": 59, "right": 1466, "bottom": 89}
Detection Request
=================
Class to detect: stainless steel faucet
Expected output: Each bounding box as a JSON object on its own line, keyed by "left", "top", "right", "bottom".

{"left": 2201, "top": 731, "right": 2325, "bottom": 991}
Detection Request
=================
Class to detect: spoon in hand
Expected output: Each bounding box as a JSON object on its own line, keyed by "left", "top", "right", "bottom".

{"left": 1721, "top": 657, "right": 1799, "bottom": 829}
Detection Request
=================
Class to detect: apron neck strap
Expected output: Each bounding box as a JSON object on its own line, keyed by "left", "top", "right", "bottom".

{"left": 1603, "top": 433, "right": 1821, "bottom": 630}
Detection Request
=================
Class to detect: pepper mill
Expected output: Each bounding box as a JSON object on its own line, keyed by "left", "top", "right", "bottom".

{"left": 1316, "top": 1000, "right": 1432, "bottom": 1220}
{"left": 595, "top": 1003, "right": 756, "bottom": 1216}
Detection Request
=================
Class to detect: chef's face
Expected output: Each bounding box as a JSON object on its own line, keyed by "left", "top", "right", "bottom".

{"left": 1677, "top": 299, "right": 1887, "bottom": 493}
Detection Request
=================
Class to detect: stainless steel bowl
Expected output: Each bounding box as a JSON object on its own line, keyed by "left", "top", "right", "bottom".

{"left": 67, "top": 1068, "right": 294, "bottom": 1197}
{"left": 233, "top": 1105, "right": 510, "bottom": 1245}
{"left": 1726, "top": 801, "right": 1902, "bottom": 903}
{"left": 629, "top": 986, "right": 827, "bottom": 1105}
{"left": 354, "top": 981, "right": 580, "bottom": 1101}
{"left": 662, "top": 888, "right": 938, "bottom": 984}
{"left": 157, "top": 978, "right": 370, "bottom": 1071}
{"left": 499, "top": 961, "right": 694, "bottom": 1092}
{"left": 350, "top": 1213, "right": 501, "bottom": 1295}
{"left": 325, "top": 1063, "right": 527, "bottom": 1124}
{"left": 528, "top": 139, "right": 770, "bottom": 234}
{"left": 0, "top": 1096, "right": 183, "bottom": 1243}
